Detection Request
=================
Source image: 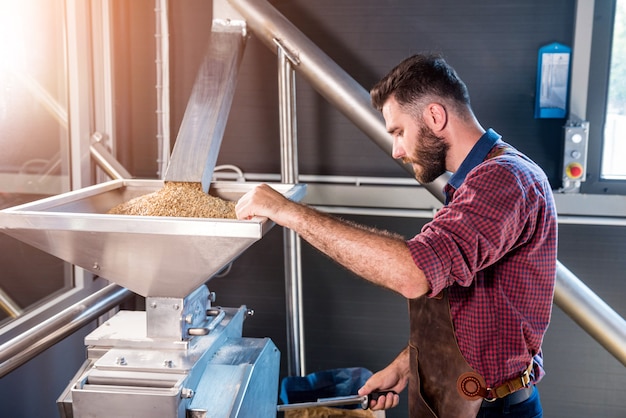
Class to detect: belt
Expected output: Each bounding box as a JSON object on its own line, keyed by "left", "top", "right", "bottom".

{"left": 457, "top": 361, "right": 534, "bottom": 401}
{"left": 487, "top": 361, "right": 534, "bottom": 399}
{"left": 480, "top": 386, "right": 533, "bottom": 408}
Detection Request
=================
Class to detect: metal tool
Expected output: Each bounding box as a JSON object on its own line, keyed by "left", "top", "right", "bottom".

{"left": 277, "top": 391, "right": 395, "bottom": 411}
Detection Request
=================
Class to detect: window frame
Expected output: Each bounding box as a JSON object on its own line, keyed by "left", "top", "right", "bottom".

{"left": 0, "top": 0, "right": 113, "bottom": 333}
{"left": 582, "top": 0, "right": 626, "bottom": 194}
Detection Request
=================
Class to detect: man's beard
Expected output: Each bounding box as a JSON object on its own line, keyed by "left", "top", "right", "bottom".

{"left": 407, "top": 125, "right": 449, "bottom": 184}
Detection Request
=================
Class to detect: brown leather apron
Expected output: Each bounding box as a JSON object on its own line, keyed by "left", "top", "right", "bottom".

{"left": 408, "top": 290, "right": 483, "bottom": 417}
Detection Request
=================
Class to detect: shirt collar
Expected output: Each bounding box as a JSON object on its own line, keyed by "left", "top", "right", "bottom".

{"left": 447, "top": 128, "right": 501, "bottom": 191}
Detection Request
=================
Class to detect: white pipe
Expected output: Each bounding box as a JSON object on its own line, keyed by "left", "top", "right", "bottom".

{"left": 155, "top": 0, "right": 171, "bottom": 179}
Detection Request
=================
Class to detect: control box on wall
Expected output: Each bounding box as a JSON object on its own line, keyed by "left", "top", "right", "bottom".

{"left": 561, "top": 121, "right": 589, "bottom": 193}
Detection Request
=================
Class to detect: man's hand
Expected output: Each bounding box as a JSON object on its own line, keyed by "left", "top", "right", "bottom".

{"left": 358, "top": 347, "right": 410, "bottom": 410}
{"left": 235, "top": 183, "right": 289, "bottom": 221}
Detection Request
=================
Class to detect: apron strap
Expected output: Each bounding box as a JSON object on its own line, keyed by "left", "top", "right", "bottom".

{"left": 408, "top": 291, "right": 482, "bottom": 417}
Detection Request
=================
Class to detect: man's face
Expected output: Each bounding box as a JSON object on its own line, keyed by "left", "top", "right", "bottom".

{"left": 382, "top": 97, "right": 448, "bottom": 184}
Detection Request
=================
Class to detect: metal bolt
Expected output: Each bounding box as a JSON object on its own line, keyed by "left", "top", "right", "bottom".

{"left": 246, "top": 308, "right": 255, "bottom": 317}
{"left": 180, "top": 388, "right": 194, "bottom": 399}
{"left": 116, "top": 357, "right": 127, "bottom": 366}
{"left": 92, "top": 262, "right": 100, "bottom": 271}
{"left": 187, "top": 409, "right": 206, "bottom": 418}
{"left": 163, "top": 360, "right": 174, "bottom": 368}
{"left": 150, "top": 302, "right": 157, "bottom": 309}
{"left": 173, "top": 304, "right": 180, "bottom": 311}
{"left": 185, "top": 313, "right": 193, "bottom": 324}
{"left": 207, "top": 308, "right": 221, "bottom": 317}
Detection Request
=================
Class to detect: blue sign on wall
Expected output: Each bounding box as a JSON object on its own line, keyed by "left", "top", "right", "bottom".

{"left": 535, "top": 42, "right": 571, "bottom": 119}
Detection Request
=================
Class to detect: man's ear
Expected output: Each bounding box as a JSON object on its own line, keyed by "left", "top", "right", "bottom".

{"left": 424, "top": 103, "right": 448, "bottom": 132}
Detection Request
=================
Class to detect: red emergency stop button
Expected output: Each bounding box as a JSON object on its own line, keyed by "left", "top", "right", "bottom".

{"left": 566, "top": 162, "right": 584, "bottom": 179}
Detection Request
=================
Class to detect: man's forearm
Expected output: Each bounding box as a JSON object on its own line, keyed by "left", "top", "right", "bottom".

{"left": 280, "top": 202, "right": 430, "bottom": 299}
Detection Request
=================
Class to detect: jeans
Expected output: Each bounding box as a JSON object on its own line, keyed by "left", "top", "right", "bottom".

{"left": 476, "top": 386, "right": 542, "bottom": 418}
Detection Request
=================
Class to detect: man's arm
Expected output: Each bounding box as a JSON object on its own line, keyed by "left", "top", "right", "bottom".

{"left": 236, "top": 184, "right": 429, "bottom": 299}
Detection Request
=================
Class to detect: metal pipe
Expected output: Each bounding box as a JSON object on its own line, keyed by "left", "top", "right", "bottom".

{"left": 89, "top": 132, "right": 132, "bottom": 180}
{"left": 277, "top": 39, "right": 299, "bottom": 186}
{"left": 228, "top": 0, "right": 626, "bottom": 366}
{"left": 555, "top": 261, "right": 626, "bottom": 366}
{"left": 0, "top": 287, "right": 22, "bottom": 319}
{"left": 0, "top": 284, "right": 132, "bottom": 377}
{"left": 277, "top": 41, "right": 306, "bottom": 377}
{"left": 66, "top": 0, "right": 95, "bottom": 190}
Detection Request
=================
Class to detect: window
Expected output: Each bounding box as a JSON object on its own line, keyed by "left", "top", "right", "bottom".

{"left": 601, "top": 0, "right": 626, "bottom": 180}
{"left": 0, "top": 0, "right": 72, "bottom": 324}
{"left": 0, "top": 0, "right": 114, "bottom": 330}
{"left": 584, "top": 0, "right": 626, "bottom": 194}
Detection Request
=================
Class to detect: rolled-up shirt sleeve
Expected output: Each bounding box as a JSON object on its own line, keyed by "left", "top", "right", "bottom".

{"left": 407, "top": 228, "right": 461, "bottom": 296}
{"left": 406, "top": 158, "right": 535, "bottom": 297}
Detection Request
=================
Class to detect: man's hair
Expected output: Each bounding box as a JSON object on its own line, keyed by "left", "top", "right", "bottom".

{"left": 370, "top": 54, "right": 472, "bottom": 118}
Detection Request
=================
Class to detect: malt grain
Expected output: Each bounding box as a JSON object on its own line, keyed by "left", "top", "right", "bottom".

{"left": 107, "top": 182, "right": 236, "bottom": 219}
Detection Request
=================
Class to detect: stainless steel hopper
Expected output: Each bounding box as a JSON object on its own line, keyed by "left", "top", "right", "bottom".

{"left": 0, "top": 3, "right": 307, "bottom": 299}
{"left": 0, "top": 179, "right": 305, "bottom": 297}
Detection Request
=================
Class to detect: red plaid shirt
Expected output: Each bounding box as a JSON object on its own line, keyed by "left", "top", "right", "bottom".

{"left": 406, "top": 129, "right": 557, "bottom": 388}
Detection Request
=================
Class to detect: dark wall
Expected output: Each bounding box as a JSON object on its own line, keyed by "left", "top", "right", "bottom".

{"left": 167, "top": 0, "right": 574, "bottom": 186}
{"left": 542, "top": 223, "right": 626, "bottom": 418}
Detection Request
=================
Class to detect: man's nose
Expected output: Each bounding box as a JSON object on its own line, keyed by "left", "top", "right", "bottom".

{"left": 391, "top": 138, "right": 404, "bottom": 160}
